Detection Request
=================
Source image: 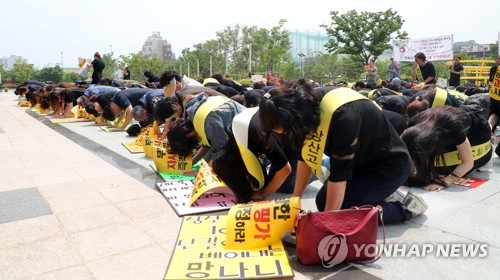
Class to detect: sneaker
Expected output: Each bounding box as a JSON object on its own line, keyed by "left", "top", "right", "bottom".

{"left": 384, "top": 190, "right": 406, "bottom": 203}
{"left": 476, "top": 157, "right": 492, "bottom": 172}
{"left": 402, "top": 191, "right": 428, "bottom": 218}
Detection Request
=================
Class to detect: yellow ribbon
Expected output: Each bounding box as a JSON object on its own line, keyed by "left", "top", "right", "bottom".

{"left": 416, "top": 66, "right": 424, "bottom": 83}
{"left": 301, "top": 88, "right": 369, "bottom": 178}
{"left": 193, "top": 96, "right": 231, "bottom": 146}
{"left": 435, "top": 141, "right": 491, "bottom": 167}
{"left": 432, "top": 88, "right": 448, "bottom": 107}
{"left": 232, "top": 107, "right": 265, "bottom": 189}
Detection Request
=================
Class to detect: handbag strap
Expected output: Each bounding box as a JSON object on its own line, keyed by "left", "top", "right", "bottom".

{"left": 312, "top": 205, "right": 380, "bottom": 237}
{"left": 352, "top": 206, "right": 386, "bottom": 264}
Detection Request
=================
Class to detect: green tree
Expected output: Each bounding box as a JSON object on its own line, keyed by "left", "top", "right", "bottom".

{"left": 322, "top": 9, "right": 407, "bottom": 65}
{"left": 33, "top": 66, "right": 63, "bottom": 83}
{"left": 10, "top": 59, "right": 35, "bottom": 83}
{"left": 101, "top": 53, "right": 118, "bottom": 80}
{"left": 304, "top": 52, "right": 342, "bottom": 84}
{"left": 120, "top": 52, "right": 171, "bottom": 82}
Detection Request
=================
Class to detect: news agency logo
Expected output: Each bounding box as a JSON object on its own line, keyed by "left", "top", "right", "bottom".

{"left": 317, "top": 234, "right": 348, "bottom": 268}
{"left": 318, "top": 234, "right": 489, "bottom": 268}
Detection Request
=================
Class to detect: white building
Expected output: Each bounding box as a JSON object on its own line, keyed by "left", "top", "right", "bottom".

{"left": 141, "top": 32, "right": 175, "bottom": 62}
{"left": 0, "top": 55, "right": 28, "bottom": 70}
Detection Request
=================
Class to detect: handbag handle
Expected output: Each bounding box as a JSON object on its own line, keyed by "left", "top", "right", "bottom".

{"left": 312, "top": 205, "right": 380, "bottom": 237}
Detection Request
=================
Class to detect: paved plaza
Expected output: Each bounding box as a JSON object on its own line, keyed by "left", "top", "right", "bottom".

{"left": 1, "top": 90, "right": 499, "bottom": 279}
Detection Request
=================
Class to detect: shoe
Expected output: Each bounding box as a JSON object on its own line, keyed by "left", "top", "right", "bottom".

{"left": 476, "top": 157, "right": 492, "bottom": 172}
{"left": 402, "top": 191, "right": 428, "bottom": 218}
{"left": 384, "top": 190, "right": 405, "bottom": 203}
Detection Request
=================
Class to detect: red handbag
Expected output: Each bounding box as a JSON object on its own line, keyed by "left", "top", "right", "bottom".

{"left": 294, "top": 205, "right": 385, "bottom": 266}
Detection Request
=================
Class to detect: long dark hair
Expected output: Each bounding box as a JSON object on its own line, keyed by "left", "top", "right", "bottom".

{"left": 402, "top": 106, "right": 468, "bottom": 187}
{"left": 212, "top": 131, "right": 255, "bottom": 203}
{"left": 258, "top": 79, "right": 320, "bottom": 151}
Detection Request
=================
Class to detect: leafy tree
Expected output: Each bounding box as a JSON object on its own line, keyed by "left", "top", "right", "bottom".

{"left": 10, "top": 59, "right": 35, "bottom": 83}
{"left": 101, "top": 53, "right": 118, "bottom": 80}
{"left": 322, "top": 9, "right": 407, "bottom": 65}
{"left": 33, "top": 66, "right": 63, "bottom": 83}
{"left": 120, "top": 52, "right": 170, "bottom": 82}
{"left": 0, "top": 65, "right": 6, "bottom": 84}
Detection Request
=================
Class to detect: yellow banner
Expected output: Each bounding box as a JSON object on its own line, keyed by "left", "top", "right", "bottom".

{"left": 122, "top": 142, "right": 144, "bottom": 153}
{"left": 70, "top": 105, "right": 89, "bottom": 119}
{"left": 225, "top": 197, "right": 300, "bottom": 250}
{"left": 190, "top": 159, "right": 228, "bottom": 205}
{"left": 490, "top": 68, "right": 500, "bottom": 101}
{"left": 153, "top": 146, "right": 192, "bottom": 175}
{"left": 164, "top": 215, "right": 293, "bottom": 280}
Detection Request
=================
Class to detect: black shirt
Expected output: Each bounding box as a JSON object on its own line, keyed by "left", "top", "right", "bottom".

{"left": 418, "top": 62, "right": 436, "bottom": 84}
{"left": 247, "top": 111, "right": 288, "bottom": 184}
{"left": 449, "top": 63, "right": 464, "bottom": 87}
{"left": 323, "top": 100, "right": 411, "bottom": 182}
{"left": 408, "top": 108, "right": 491, "bottom": 171}
{"left": 111, "top": 88, "right": 150, "bottom": 110}
{"left": 64, "top": 88, "right": 86, "bottom": 104}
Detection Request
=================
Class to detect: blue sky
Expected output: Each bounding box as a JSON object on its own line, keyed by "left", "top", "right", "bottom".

{"left": 1, "top": 0, "right": 498, "bottom": 68}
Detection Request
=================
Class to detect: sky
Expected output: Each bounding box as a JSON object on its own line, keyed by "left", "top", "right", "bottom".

{"left": 1, "top": 0, "right": 498, "bottom": 68}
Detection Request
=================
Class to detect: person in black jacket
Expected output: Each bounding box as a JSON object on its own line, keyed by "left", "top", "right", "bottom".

{"left": 211, "top": 73, "right": 246, "bottom": 93}
{"left": 88, "top": 52, "right": 105, "bottom": 84}
{"left": 144, "top": 71, "right": 160, "bottom": 88}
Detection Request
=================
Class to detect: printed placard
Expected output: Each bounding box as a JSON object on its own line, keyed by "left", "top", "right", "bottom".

{"left": 164, "top": 215, "right": 293, "bottom": 280}
{"left": 122, "top": 142, "right": 144, "bottom": 153}
{"left": 49, "top": 118, "right": 92, "bottom": 124}
{"left": 153, "top": 146, "right": 192, "bottom": 174}
{"left": 190, "top": 160, "right": 228, "bottom": 206}
{"left": 452, "top": 177, "right": 488, "bottom": 188}
{"left": 151, "top": 164, "right": 198, "bottom": 182}
{"left": 225, "top": 197, "right": 300, "bottom": 250}
{"left": 156, "top": 180, "right": 236, "bottom": 216}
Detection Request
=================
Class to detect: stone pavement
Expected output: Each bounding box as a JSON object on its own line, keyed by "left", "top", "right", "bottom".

{"left": 1, "top": 90, "right": 499, "bottom": 279}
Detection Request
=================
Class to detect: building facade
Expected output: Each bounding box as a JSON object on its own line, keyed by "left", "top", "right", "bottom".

{"left": 288, "top": 29, "right": 329, "bottom": 63}
{"left": 141, "top": 32, "right": 175, "bottom": 62}
{"left": 0, "top": 55, "right": 28, "bottom": 70}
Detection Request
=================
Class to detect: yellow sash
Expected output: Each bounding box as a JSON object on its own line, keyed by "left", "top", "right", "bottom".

{"left": 489, "top": 66, "right": 500, "bottom": 101}
{"left": 435, "top": 141, "right": 491, "bottom": 167}
{"left": 301, "top": 88, "right": 368, "bottom": 178}
{"left": 416, "top": 66, "right": 424, "bottom": 82}
{"left": 193, "top": 96, "right": 231, "bottom": 146}
{"left": 232, "top": 107, "right": 265, "bottom": 189}
{"left": 432, "top": 88, "right": 448, "bottom": 107}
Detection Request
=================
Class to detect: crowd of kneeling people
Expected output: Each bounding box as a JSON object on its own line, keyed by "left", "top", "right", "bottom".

{"left": 14, "top": 71, "right": 499, "bottom": 225}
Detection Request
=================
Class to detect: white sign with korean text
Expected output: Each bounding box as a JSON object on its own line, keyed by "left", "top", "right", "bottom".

{"left": 392, "top": 34, "right": 454, "bottom": 62}
{"left": 156, "top": 180, "right": 236, "bottom": 216}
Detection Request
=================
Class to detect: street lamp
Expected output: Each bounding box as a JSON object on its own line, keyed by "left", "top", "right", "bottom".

{"left": 225, "top": 48, "right": 229, "bottom": 75}
{"left": 248, "top": 43, "right": 252, "bottom": 74}
{"left": 298, "top": 53, "right": 306, "bottom": 78}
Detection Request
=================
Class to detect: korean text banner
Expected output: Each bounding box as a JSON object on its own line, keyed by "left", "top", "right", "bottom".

{"left": 392, "top": 34, "right": 453, "bottom": 62}
{"left": 164, "top": 215, "right": 293, "bottom": 279}
{"left": 225, "top": 197, "right": 300, "bottom": 250}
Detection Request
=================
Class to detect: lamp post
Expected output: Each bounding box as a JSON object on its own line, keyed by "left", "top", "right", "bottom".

{"left": 248, "top": 43, "right": 252, "bottom": 74}
{"left": 210, "top": 55, "right": 213, "bottom": 76}
{"left": 298, "top": 53, "right": 305, "bottom": 78}
{"left": 225, "top": 48, "right": 229, "bottom": 75}
{"left": 61, "top": 51, "right": 64, "bottom": 81}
